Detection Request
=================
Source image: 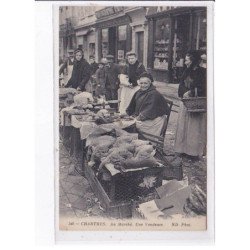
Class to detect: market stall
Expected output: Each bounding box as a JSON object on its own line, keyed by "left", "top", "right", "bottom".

{"left": 59, "top": 88, "right": 187, "bottom": 218}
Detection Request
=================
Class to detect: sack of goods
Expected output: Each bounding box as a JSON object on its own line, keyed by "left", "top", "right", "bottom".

{"left": 73, "top": 92, "right": 94, "bottom": 106}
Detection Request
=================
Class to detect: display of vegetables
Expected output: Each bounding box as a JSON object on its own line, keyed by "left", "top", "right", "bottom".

{"left": 86, "top": 131, "right": 158, "bottom": 172}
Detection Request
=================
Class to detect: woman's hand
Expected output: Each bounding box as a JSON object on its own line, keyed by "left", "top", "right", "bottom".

{"left": 128, "top": 83, "right": 134, "bottom": 89}
{"left": 184, "top": 76, "right": 193, "bottom": 89}
{"left": 183, "top": 91, "right": 191, "bottom": 98}
{"left": 120, "top": 113, "right": 127, "bottom": 118}
{"left": 135, "top": 117, "right": 143, "bottom": 125}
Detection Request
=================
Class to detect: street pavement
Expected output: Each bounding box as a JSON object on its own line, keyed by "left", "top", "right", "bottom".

{"left": 59, "top": 142, "right": 107, "bottom": 218}
{"left": 155, "top": 81, "right": 179, "bottom": 102}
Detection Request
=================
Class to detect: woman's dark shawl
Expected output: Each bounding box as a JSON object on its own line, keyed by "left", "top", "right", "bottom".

{"left": 126, "top": 84, "right": 170, "bottom": 121}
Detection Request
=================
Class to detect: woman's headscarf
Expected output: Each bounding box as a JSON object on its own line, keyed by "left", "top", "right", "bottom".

{"left": 186, "top": 50, "right": 201, "bottom": 67}
{"left": 138, "top": 72, "right": 154, "bottom": 82}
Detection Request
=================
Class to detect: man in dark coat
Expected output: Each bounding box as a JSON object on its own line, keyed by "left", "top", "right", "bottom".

{"left": 89, "top": 55, "right": 99, "bottom": 75}
{"left": 65, "top": 48, "right": 91, "bottom": 91}
{"left": 104, "top": 54, "right": 121, "bottom": 101}
{"left": 59, "top": 49, "right": 74, "bottom": 75}
{"left": 125, "top": 51, "right": 146, "bottom": 86}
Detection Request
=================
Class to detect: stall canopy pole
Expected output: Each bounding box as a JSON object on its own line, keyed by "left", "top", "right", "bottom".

{"left": 196, "top": 15, "right": 201, "bottom": 50}
{"left": 173, "top": 19, "right": 177, "bottom": 65}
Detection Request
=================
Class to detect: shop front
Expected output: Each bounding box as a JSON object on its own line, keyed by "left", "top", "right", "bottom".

{"left": 95, "top": 7, "right": 132, "bottom": 62}
{"left": 59, "top": 21, "right": 77, "bottom": 60}
{"left": 146, "top": 6, "right": 207, "bottom": 83}
{"left": 125, "top": 7, "right": 148, "bottom": 68}
{"left": 75, "top": 27, "right": 96, "bottom": 62}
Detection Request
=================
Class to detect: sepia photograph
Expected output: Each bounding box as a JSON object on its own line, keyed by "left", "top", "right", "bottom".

{"left": 56, "top": 2, "right": 213, "bottom": 235}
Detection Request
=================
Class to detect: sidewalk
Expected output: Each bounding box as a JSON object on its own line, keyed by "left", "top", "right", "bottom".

{"left": 154, "top": 81, "right": 179, "bottom": 103}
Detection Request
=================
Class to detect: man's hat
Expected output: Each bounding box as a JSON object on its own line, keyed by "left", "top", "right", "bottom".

{"left": 99, "top": 58, "right": 108, "bottom": 64}
{"left": 126, "top": 51, "right": 137, "bottom": 57}
{"left": 67, "top": 49, "right": 74, "bottom": 54}
{"left": 186, "top": 50, "right": 201, "bottom": 64}
{"left": 74, "top": 48, "right": 83, "bottom": 54}
{"left": 106, "top": 54, "right": 114, "bottom": 61}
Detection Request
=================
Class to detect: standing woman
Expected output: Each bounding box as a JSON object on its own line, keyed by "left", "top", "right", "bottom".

{"left": 65, "top": 48, "right": 91, "bottom": 91}
{"left": 119, "top": 51, "right": 146, "bottom": 114}
{"left": 174, "top": 51, "right": 206, "bottom": 158}
{"left": 59, "top": 49, "right": 75, "bottom": 85}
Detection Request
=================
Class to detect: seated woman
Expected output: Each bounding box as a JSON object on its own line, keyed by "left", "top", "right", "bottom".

{"left": 174, "top": 50, "right": 206, "bottom": 158}
{"left": 126, "top": 72, "right": 170, "bottom": 137}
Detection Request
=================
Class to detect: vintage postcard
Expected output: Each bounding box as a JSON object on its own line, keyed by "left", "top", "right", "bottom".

{"left": 53, "top": 0, "right": 214, "bottom": 243}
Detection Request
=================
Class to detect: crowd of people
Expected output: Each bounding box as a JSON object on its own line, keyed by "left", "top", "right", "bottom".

{"left": 59, "top": 48, "right": 207, "bottom": 160}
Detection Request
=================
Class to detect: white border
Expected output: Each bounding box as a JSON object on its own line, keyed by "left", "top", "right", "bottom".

{"left": 35, "top": 2, "right": 55, "bottom": 245}
{"left": 36, "top": 1, "right": 214, "bottom": 244}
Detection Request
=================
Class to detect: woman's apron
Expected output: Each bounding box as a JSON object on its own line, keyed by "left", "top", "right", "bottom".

{"left": 118, "top": 74, "right": 140, "bottom": 114}
{"left": 65, "top": 60, "right": 74, "bottom": 84}
{"left": 119, "top": 85, "right": 140, "bottom": 114}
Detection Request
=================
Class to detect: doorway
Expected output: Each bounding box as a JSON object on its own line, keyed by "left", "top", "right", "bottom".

{"left": 173, "top": 15, "right": 190, "bottom": 61}
{"left": 171, "top": 15, "right": 190, "bottom": 82}
{"left": 136, "top": 31, "right": 144, "bottom": 63}
{"left": 108, "top": 27, "right": 117, "bottom": 59}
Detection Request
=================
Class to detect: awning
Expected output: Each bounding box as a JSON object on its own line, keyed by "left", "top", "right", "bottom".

{"left": 76, "top": 28, "right": 93, "bottom": 37}
{"left": 146, "top": 6, "right": 206, "bottom": 19}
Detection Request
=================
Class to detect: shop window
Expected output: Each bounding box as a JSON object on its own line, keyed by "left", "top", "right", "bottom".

{"left": 172, "top": 15, "right": 190, "bottom": 67}
{"left": 153, "top": 18, "right": 171, "bottom": 70}
{"left": 192, "top": 12, "right": 207, "bottom": 52}
{"left": 101, "top": 28, "right": 109, "bottom": 58}
{"left": 77, "top": 36, "right": 84, "bottom": 49}
{"left": 118, "top": 25, "right": 127, "bottom": 41}
{"left": 117, "top": 25, "right": 127, "bottom": 61}
{"left": 171, "top": 15, "right": 190, "bottom": 82}
{"left": 89, "top": 43, "right": 95, "bottom": 58}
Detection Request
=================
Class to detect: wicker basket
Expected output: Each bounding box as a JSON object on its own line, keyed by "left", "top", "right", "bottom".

{"left": 182, "top": 97, "right": 206, "bottom": 113}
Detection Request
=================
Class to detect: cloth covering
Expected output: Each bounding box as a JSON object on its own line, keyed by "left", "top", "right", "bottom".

{"left": 105, "top": 162, "right": 164, "bottom": 177}
{"left": 154, "top": 186, "right": 191, "bottom": 212}
{"left": 85, "top": 123, "right": 135, "bottom": 145}
{"left": 73, "top": 92, "right": 94, "bottom": 106}
{"left": 138, "top": 181, "right": 191, "bottom": 218}
{"left": 70, "top": 115, "right": 86, "bottom": 128}
{"left": 59, "top": 87, "right": 78, "bottom": 96}
{"left": 137, "top": 200, "right": 165, "bottom": 219}
{"left": 156, "top": 180, "right": 188, "bottom": 199}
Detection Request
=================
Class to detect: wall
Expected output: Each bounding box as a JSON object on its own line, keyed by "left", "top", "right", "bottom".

{"left": 126, "top": 8, "right": 148, "bottom": 67}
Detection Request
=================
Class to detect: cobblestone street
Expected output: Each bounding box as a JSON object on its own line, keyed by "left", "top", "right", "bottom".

{"left": 59, "top": 141, "right": 107, "bottom": 218}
